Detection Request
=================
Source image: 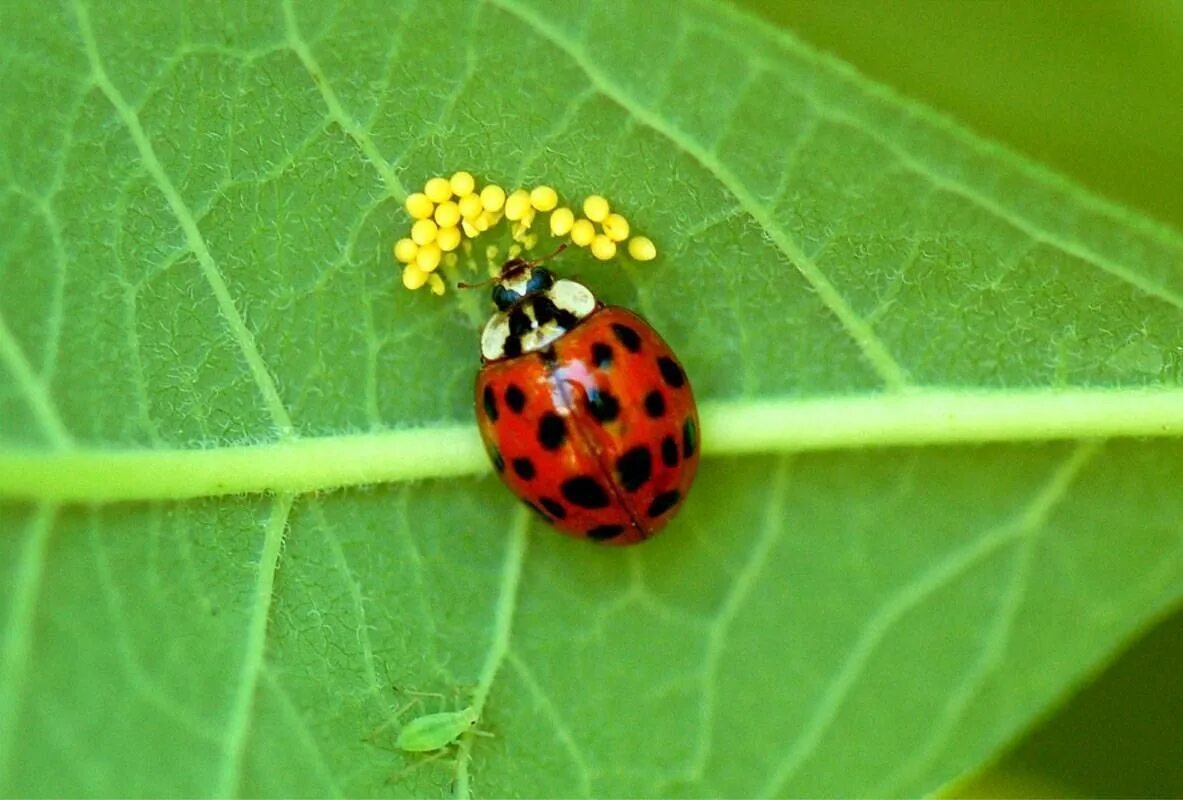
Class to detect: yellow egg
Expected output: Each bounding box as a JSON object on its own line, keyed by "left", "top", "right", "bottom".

{"left": 583, "top": 194, "right": 609, "bottom": 222}
{"left": 449, "top": 171, "right": 475, "bottom": 197}
{"left": 405, "top": 193, "right": 433, "bottom": 220}
{"left": 590, "top": 234, "right": 617, "bottom": 261}
{"left": 476, "top": 210, "right": 500, "bottom": 231}
{"left": 392, "top": 238, "right": 418, "bottom": 264}
{"left": 602, "top": 213, "right": 630, "bottom": 242}
{"left": 504, "top": 189, "right": 532, "bottom": 221}
{"left": 458, "top": 193, "right": 483, "bottom": 220}
{"left": 627, "top": 236, "right": 657, "bottom": 261}
{"left": 570, "top": 219, "right": 596, "bottom": 246}
{"left": 411, "top": 218, "right": 438, "bottom": 246}
{"left": 530, "top": 185, "right": 559, "bottom": 212}
{"left": 402, "top": 263, "right": 428, "bottom": 290}
{"left": 434, "top": 200, "right": 461, "bottom": 228}
{"left": 424, "top": 177, "right": 452, "bottom": 203}
{"left": 416, "top": 242, "right": 442, "bottom": 272}
{"left": 549, "top": 207, "right": 575, "bottom": 236}
{"left": 480, "top": 184, "right": 507, "bottom": 212}
{"left": 436, "top": 226, "right": 462, "bottom": 252}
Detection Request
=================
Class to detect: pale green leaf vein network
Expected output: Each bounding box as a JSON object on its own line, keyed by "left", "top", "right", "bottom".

{"left": 9, "top": 185, "right": 71, "bottom": 392}
{"left": 87, "top": 520, "right": 223, "bottom": 740}
{"left": 259, "top": 666, "right": 341, "bottom": 796}
{"left": 454, "top": 506, "right": 530, "bottom": 799}
{"left": 760, "top": 442, "right": 1098, "bottom": 797}
{"left": 3, "top": 388, "right": 1181, "bottom": 503}
{"left": 282, "top": 0, "right": 406, "bottom": 199}
{"left": 695, "top": 0, "right": 1183, "bottom": 309}
{"left": 679, "top": 456, "right": 790, "bottom": 787}
{"left": 489, "top": 0, "right": 911, "bottom": 390}
{"left": 806, "top": 104, "right": 1183, "bottom": 312}
{"left": 0, "top": 313, "right": 71, "bottom": 448}
{"left": 72, "top": 0, "right": 293, "bottom": 437}
{"left": 215, "top": 493, "right": 293, "bottom": 797}
{"left": 873, "top": 467, "right": 1043, "bottom": 795}
{"left": 308, "top": 499, "right": 383, "bottom": 703}
{"left": 0, "top": 504, "right": 55, "bottom": 781}
{"left": 69, "top": 11, "right": 300, "bottom": 791}
{"left": 505, "top": 0, "right": 1183, "bottom": 320}
{"left": 505, "top": 649, "right": 594, "bottom": 796}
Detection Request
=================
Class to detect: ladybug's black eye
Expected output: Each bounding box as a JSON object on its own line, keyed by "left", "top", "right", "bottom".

{"left": 492, "top": 285, "right": 519, "bottom": 311}
{"left": 525, "top": 268, "right": 554, "bottom": 295}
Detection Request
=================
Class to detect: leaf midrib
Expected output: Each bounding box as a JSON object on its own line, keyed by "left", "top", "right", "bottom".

{"left": 2, "top": 387, "right": 1181, "bottom": 503}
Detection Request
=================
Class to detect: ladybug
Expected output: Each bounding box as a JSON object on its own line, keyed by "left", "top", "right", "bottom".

{"left": 473, "top": 253, "right": 700, "bottom": 545}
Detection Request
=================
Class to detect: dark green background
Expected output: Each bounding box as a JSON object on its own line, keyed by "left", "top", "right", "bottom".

{"left": 734, "top": 1, "right": 1183, "bottom": 796}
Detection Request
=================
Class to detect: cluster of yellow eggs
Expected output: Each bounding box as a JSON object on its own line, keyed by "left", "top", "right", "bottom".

{"left": 393, "top": 171, "right": 657, "bottom": 295}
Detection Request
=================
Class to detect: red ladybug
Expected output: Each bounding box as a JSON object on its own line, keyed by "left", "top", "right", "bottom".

{"left": 472, "top": 254, "right": 700, "bottom": 545}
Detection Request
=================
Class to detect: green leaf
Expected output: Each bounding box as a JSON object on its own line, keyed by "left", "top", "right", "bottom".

{"left": 1, "top": 1, "right": 1181, "bottom": 798}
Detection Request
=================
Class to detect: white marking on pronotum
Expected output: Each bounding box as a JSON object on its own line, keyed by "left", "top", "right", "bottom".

{"left": 480, "top": 277, "right": 596, "bottom": 361}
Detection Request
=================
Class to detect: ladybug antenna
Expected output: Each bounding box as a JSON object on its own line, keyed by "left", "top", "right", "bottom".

{"left": 528, "top": 242, "right": 568, "bottom": 266}
{"left": 456, "top": 275, "right": 497, "bottom": 291}
{"left": 457, "top": 243, "right": 570, "bottom": 290}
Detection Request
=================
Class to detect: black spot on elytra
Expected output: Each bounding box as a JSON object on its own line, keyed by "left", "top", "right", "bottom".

{"left": 591, "top": 342, "right": 613, "bottom": 369}
{"left": 586, "top": 387, "right": 620, "bottom": 423}
{"left": 531, "top": 295, "right": 556, "bottom": 325}
{"left": 682, "top": 417, "right": 698, "bottom": 459}
{"left": 658, "top": 356, "right": 685, "bottom": 389}
{"left": 647, "top": 490, "right": 681, "bottom": 518}
{"left": 587, "top": 524, "right": 625, "bottom": 541}
{"left": 532, "top": 295, "right": 578, "bottom": 329}
{"left": 508, "top": 308, "right": 532, "bottom": 338}
{"left": 511, "top": 457, "right": 536, "bottom": 480}
{"left": 505, "top": 384, "right": 526, "bottom": 414}
{"left": 661, "top": 435, "right": 679, "bottom": 468}
{"left": 482, "top": 385, "right": 498, "bottom": 422}
{"left": 616, "top": 446, "right": 652, "bottom": 492}
{"left": 561, "top": 476, "right": 611, "bottom": 509}
{"left": 611, "top": 323, "right": 642, "bottom": 353}
{"left": 537, "top": 413, "right": 566, "bottom": 450}
{"left": 539, "top": 497, "right": 567, "bottom": 519}
{"left": 643, "top": 389, "right": 666, "bottom": 418}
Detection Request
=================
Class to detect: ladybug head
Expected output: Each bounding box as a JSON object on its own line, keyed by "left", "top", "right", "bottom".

{"left": 491, "top": 262, "right": 555, "bottom": 311}
{"left": 476, "top": 243, "right": 597, "bottom": 362}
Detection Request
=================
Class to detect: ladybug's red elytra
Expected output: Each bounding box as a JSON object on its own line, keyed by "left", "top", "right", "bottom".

{"left": 473, "top": 254, "right": 699, "bottom": 545}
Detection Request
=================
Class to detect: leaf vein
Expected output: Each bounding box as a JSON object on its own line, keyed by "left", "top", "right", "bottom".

{"left": 283, "top": 0, "right": 406, "bottom": 199}
{"left": 5, "top": 388, "right": 1181, "bottom": 502}
{"left": 761, "top": 443, "right": 1098, "bottom": 795}
{"left": 86, "top": 517, "right": 223, "bottom": 741}
{"left": 0, "top": 312, "right": 72, "bottom": 447}
{"left": 505, "top": 649, "right": 594, "bottom": 796}
{"left": 490, "top": 0, "right": 911, "bottom": 389}
{"left": 454, "top": 505, "right": 531, "bottom": 797}
{"left": 682, "top": 456, "right": 789, "bottom": 786}
{"left": 696, "top": 0, "right": 1183, "bottom": 253}
{"left": 877, "top": 443, "right": 1099, "bottom": 793}
{"left": 215, "top": 493, "right": 293, "bottom": 796}
{"left": 0, "top": 504, "right": 56, "bottom": 779}
{"left": 309, "top": 500, "right": 383, "bottom": 707}
{"left": 259, "top": 665, "right": 343, "bottom": 796}
{"left": 73, "top": 0, "right": 294, "bottom": 437}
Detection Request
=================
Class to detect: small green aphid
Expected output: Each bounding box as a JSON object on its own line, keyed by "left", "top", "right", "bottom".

{"left": 395, "top": 704, "right": 480, "bottom": 752}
